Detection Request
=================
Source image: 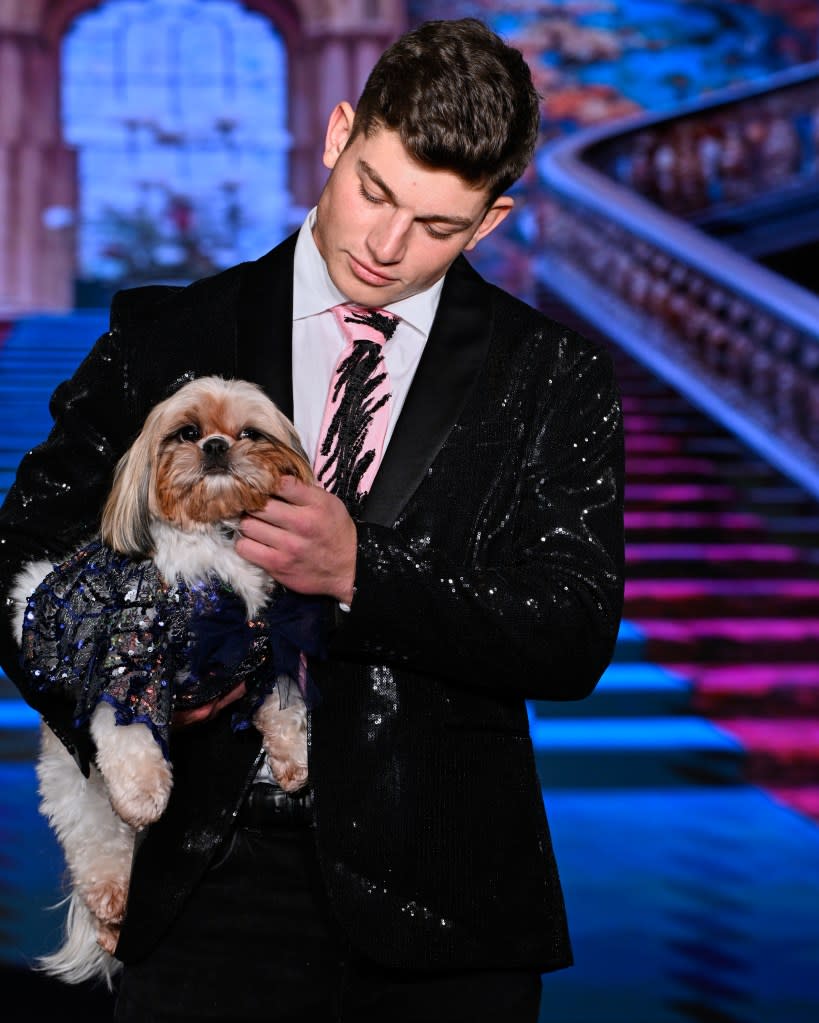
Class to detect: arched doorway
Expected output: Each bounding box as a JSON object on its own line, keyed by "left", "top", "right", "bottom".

{"left": 0, "top": 0, "right": 405, "bottom": 315}
{"left": 63, "top": 0, "right": 292, "bottom": 304}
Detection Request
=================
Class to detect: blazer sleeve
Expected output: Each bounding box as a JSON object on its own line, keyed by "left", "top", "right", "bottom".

{"left": 330, "top": 337, "right": 626, "bottom": 702}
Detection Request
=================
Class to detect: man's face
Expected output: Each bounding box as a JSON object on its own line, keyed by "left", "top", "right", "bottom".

{"left": 313, "top": 103, "right": 513, "bottom": 306}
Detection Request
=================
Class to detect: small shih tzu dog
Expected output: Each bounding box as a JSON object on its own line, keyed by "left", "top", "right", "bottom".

{"left": 13, "top": 375, "right": 324, "bottom": 987}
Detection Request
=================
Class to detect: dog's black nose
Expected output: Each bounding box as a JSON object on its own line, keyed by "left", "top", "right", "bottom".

{"left": 202, "top": 437, "right": 230, "bottom": 458}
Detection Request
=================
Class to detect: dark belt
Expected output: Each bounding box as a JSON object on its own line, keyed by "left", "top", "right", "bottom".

{"left": 237, "top": 782, "right": 315, "bottom": 828}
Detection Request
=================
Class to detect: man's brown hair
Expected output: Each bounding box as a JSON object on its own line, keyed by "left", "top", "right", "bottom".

{"left": 352, "top": 18, "right": 540, "bottom": 202}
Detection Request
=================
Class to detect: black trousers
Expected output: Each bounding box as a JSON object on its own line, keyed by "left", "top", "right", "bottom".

{"left": 113, "top": 823, "right": 543, "bottom": 1022}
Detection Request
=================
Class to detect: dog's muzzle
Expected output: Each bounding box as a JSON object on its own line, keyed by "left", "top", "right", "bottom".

{"left": 237, "top": 782, "right": 315, "bottom": 829}
{"left": 201, "top": 436, "right": 231, "bottom": 471}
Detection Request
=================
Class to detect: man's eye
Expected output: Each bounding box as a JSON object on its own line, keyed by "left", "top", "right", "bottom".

{"left": 358, "top": 184, "right": 383, "bottom": 204}
{"left": 239, "top": 427, "right": 264, "bottom": 441}
{"left": 175, "top": 425, "right": 200, "bottom": 442}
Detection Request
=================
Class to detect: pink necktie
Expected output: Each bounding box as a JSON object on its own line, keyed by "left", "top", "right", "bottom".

{"left": 314, "top": 303, "right": 399, "bottom": 514}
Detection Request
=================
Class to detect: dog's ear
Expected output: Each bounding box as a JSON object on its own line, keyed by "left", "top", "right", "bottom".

{"left": 287, "top": 427, "right": 311, "bottom": 474}
{"left": 270, "top": 408, "right": 313, "bottom": 479}
{"left": 100, "top": 428, "right": 155, "bottom": 558}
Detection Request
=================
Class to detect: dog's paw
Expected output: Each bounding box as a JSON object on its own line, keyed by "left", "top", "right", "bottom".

{"left": 96, "top": 920, "right": 121, "bottom": 955}
{"left": 268, "top": 756, "right": 309, "bottom": 793}
{"left": 81, "top": 877, "right": 129, "bottom": 927}
{"left": 92, "top": 707, "right": 173, "bottom": 828}
{"left": 255, "top": 694, "right": 308, "bottom": 792}
{"left": 105, "top": 759, "right": 172, "bottom": 829}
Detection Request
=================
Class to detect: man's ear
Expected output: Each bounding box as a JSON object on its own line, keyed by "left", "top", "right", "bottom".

{"left": 464, "top": 197, "right": 515, "bottom": 251}
{"left": 322, "top": 102, "right": 356, "bottom": 170}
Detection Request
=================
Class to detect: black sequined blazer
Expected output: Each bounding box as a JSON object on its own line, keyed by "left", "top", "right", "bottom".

{"left": 0, "top": 232, "right": 625, "bottom": 974}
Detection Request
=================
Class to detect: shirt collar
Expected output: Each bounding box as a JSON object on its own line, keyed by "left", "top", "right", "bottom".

{"left": 293, "top": 207, "right": 444, "bottom": 336}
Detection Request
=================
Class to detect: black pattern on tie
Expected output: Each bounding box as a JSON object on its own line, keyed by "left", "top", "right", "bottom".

{"left": 316, "top": 307, "right": 399, "bottom": 516}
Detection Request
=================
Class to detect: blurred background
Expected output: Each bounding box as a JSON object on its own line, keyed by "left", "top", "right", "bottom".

{"left": 1, "top": 2, "right": 818, "bottom": 1021}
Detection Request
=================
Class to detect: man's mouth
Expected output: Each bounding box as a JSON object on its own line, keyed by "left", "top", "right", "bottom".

{"left": 349, "top": 255, "right": 397, "bottom": 286}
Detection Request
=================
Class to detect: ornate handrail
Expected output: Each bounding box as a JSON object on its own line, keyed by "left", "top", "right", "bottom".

{"left": 535, "top": 61, "right": 819, "bottom": 499}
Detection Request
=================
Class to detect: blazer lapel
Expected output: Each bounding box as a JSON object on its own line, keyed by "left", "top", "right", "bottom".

{"left": 363, "top": 255, "right": 492, "bottom": 527}
{"left": 234, "top": 240, "right": 492, "bottom": 527}
{"left": 236, "top": 232, "right": 298, "bottom": 418}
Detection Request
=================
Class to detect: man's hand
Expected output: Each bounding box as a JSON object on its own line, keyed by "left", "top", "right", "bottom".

{"left": 235, "top": 476, "right": 357, "bottom": 605}
{"left": 171, "top": 682, "right": 247, "bottom": 729}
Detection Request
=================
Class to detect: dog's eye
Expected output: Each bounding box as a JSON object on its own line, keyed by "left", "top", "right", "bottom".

{"left": 238, "top": 427, "right": 264, "bottom": 442}
{"left": 175, "top": 425, "right": 201, "bottom": 443}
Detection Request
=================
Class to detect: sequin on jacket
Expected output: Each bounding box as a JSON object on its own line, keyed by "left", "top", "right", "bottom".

{"left": 0, "top": 233, "right": 625, "bottom": 974}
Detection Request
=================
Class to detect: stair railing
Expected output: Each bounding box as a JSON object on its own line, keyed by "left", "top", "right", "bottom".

{"left": 534, "top": 61, "right": 819, "bottom": 499}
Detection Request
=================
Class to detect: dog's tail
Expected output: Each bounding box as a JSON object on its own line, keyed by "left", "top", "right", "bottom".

{"left": 35, "top": 891, "right": 122, "bottom": 990}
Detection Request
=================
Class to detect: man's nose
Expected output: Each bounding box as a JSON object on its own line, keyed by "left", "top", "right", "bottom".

{"left": 367, "top": 210, "right": 412, "bottom": 263}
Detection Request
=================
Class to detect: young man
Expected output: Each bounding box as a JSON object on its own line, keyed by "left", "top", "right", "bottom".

{"left": 0, "top": 18, "right": 624, "bottom": 1022}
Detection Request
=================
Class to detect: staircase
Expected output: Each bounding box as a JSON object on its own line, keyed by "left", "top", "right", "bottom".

{"left": 528, "top": 311, "right": 819, "bottom": 825}
{"left": 619, "top": 349, "right": 819, "bottom": 821}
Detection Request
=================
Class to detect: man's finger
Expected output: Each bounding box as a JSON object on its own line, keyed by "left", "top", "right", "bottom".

{"left": 172, "top": 682, "right": 247, "bottom": 728}
{"left": 274, "top": 475, "right": 320, "bottom": 505}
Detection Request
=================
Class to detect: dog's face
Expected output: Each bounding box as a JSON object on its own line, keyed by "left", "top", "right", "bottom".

{"left": 101, "top": 376, "right": 312, "bottom": 556}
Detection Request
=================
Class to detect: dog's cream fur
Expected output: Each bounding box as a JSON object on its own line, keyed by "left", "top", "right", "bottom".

{"left": 12, "top": 376, "right": 314, "bottom": 987}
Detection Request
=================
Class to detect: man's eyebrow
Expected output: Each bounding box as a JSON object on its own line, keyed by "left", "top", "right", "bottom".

{"left": 358, "top": 160, "right": 474, "bottom": 229}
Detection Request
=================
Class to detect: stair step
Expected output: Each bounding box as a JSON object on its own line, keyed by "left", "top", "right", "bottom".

{"left": 5, "top": 313, "right": 106, "bottom": 337}
{"left": 625, "top": 510, "right": 765, "bottom": 531}
{"left": 626, "top": 543, "right": 818, "bottom": 578}
{"left": 624, "top": 432, "right": 760, "bottom": 461}
{"left": 0, "top": 434, "right": 48, "bottom": 448}
{"left": 625, "top": 434, "right": 685, "bottom": 453}
{"left": 0, "top": 387, "right": 63, "bottom": 401}
{"left": 684, "top": 435, "right": 769, "bottom": 458}
{"left": 621, "top": 395, "right": 701, "bottom": 415}
{"left": 0, "top": 357, "right": 79, "bottom": 369}
{"left": 677, "top": 663, "right": 819, "bottom": 716}
{"left": 624, "top": 457, "right": 778, "bottom": 483}
{"left": 625, "top": 579, "right": 819, "bottom": 617}
{"left": 530, "top": 662, "right": 691, "bottom": 718}
{"left": 625, "top": 484, "right": 817, "bottom": 516}
{"left": 0, "top": 405, "right": 54, "bottom": 422}
{"left": 625, "top": 511, "right": 770, "bottom": 543}
{"left": 612, "top": 378, "right": 674, "bottom": 397}
{"left": 765, "top": 785, "right": 819, "bottom": 823}
{"left": 744, "top": 485, "right": 819, "bottom": 510}
{"left": 626, "top": 515, "right": 819, "bottom": 546}
{"left": 637, "top": 619, "right": 819, "bottom": 662}
{"left": 612, "top": 620, "right": 646, "bottom": 661}
{"left": 0, "top": 673, "right": 20, "bottom": 698}
{"left": 1, "top": 472, "right": 23, "bottom": 493}
{"left": 625, "top": 414, "right": 718, "bottom": 435}
{"left": 625, "top": 456, "right": 728, "bottom": 477}
{"left": 625, "top": 483, "right": 740, "bottom": 507}
{"left": 717, "top": 719, "right": 819, "bottom": 785}
{"left": 0, "top": 700, "right": 39, "bottom": 761}
{"left": 530, "top": 716, "right": 744, "bottom": 788}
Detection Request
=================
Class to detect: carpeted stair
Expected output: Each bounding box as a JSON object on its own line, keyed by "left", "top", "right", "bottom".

{"left": 0, "top": 311, "right": 108, "bottom": 496}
